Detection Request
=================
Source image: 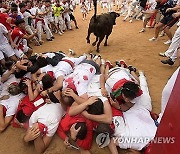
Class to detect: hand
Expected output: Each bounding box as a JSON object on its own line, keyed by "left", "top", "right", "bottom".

{"left": 64, "top": 88, "right": 75, "bottom": 97}
{"left": 0, "top": 95, "right": 10, "bottom": 100}
{"left": 172, "top": 12, "right": 180, "bottom": 18}
{"left": 40, "top": 90, "right": 48, "bottom": 97}
{"left": 86, "top": 96, "right": 98, "bottom": 105}
{"left": 24, "top": 124, "right": 40, "bottom": 142}
{"left": 36, "top": 84, "right": 43, "bottom": 92}
{"left": 20, "top": 59, "right": 29, "bottom": 65}
{"left": 109, "top": 97, "right": 120, "bottom": 109}
{"left": 166, "top": 8, "right": 172, "bottom": 12}
{"left": 70, "top": 123, "right": 81, "bottom": 140}
{"left": 34, "top": 29, "right": 38, "bottom": 34}
{"left": 24, "top": 79, "right": 31, "bottom": 86}
{"left": 11, "top": 42, "right": 18, "bottom": 49}
{"left": 101, "top": 87, "right": 108, "bottom": 97}
{"left": 10, "top": 65, "right": 16, "bottom": 73}
{"left": 64, "top": 137, "right": 70, "bottom": 147}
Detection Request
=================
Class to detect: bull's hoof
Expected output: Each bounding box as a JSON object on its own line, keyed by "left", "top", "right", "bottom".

{"left": 92, "top": 42, "right": 96, "bottom": 46}
{"left": 104, "top": 43, "right": 107, "bottom": 46}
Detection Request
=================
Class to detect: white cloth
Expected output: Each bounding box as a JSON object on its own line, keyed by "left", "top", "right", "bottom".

{"left": 158, "top": 66, "right": 180, "bottom": 122}
{"left": 165, "top": 26, "right": 180, "bottom": 61}
{"left": 106, "top": 67, "right": 134, "bottom": 92}
{"left": 29, "top": 103, "right": 65, "bottom": 137}
{"left": 40, "top": 65, "right": 54, "bottom": 73}
{"left": 0, "top": 23, "right": 9, "bottom": 45}
{"left": 87, "top": 74, "right": 109, "bottom": 103}
{"left": 0, "top": 93, "right": 25, "bottom": 117}
{"left": 114, "top": 73, "right": 157, "bottom": 150}
{"left": 63, "top": 63, "right": 96, "bottom": 96}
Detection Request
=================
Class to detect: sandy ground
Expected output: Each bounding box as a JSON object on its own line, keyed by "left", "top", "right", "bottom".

{"left": 0, "top": 5, "right": 179, "bottom": 154}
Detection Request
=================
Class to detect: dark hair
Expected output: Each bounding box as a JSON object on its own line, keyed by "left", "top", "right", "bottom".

{"left": 62, "top": 95, "right": 74, "bottom": 106}
{"left": 74, "top": 122, "right": 87, "bottom": 140}
{"left": 45, "top": 0, "right": 51, "bottom": 3}
{"left": 11, "top": 7, "right": 18, "bottom": 12}
{"left": 36, "top": 56, "right": 48, "bottom": 68}
{"left": 19, "top": 2, "right": 26, "bottom": 9}
{"left": 19, "top": 79, "right": 28, "bottom": 94}
{"left": 95, "top": 123, "right": 113, "bottom": 137}
{"left": 42, "top": 74, "right": 54, "bottom": 90}
{"left": 5, "top": 61, "right": 14, "bottom": 70}
{"left": 121, "top": 81, "right": 139, "bottom": 100}
{"left": 16, "top": 110, "right": 30, "bottom": 123}
{"left": 11, "top": 2, "right": 18, "bottom": 8}
{"left": 87, "top": 98, "right": 104, "bottom": 115}
{"left": 15, "top": 19, "right": 25, "bottom": 26}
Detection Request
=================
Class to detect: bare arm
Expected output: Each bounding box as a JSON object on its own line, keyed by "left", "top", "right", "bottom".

{"left": 69, "top": 97, "right": 98, "bottom": 116}
{"left": 82, "top": 100, "right": 112, "bottom": 124}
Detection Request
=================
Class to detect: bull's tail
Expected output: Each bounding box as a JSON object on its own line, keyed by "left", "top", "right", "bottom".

{"left": 93, "top": 0, "right": 97, "bottom": 22}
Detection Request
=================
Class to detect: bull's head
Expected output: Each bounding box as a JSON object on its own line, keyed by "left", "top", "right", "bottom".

{"left": 110, "top": 12, "right": 120, "bottom": 25}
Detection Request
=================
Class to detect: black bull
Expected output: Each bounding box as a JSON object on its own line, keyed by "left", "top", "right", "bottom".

{"left": 86, "top": 12, "right": 120, "bottom": 52}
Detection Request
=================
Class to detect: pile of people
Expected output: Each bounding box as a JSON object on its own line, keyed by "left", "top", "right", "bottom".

{"left": 0, "top": 47, "right": 160, "bottom": 154}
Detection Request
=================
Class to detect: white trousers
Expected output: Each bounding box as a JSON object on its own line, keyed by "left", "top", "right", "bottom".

{"left": 165, "top": 26, "right": 180, "bottom": 61}
{"left": 37, "top": 21, "right": 53, "bottom": 40}
{"left": 63, "top": 13, "right": 72, "bottom": 29}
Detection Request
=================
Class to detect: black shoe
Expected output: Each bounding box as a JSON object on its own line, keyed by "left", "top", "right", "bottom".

{"left": 128, "top": 65, "right": 136, "bottom": 72}
{"left": 115, "top": 61, "right": 121, "bottom": 67}
{"left": 47, "top": 38, "right": 53, "bottom": 41}
{"left": 76, "top": 26, "right": 79, "bottom": 29}
{"left": 51, "top": 36, "right": 55, "bottom": 39}
{"left": 161, "top": 58, "right": 174, "bottom": 65}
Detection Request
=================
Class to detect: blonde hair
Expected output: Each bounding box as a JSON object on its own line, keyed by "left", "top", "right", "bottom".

{"left": 8, "top": 84, "right": 21, "bottom": 96}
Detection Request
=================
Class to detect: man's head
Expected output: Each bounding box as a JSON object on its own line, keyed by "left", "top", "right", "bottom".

{"left": 45, "top": 0, "right": 51, "bottom": 7}
{"left": 70, "top": 122, "right": 87, "bottom": 140}
{"left": 61, "top": 95, "right": 74, "bottom": 106}
{"left": 8, "top": 83, "right": 21, "bottom": 95}
{"left": 11, "top": 7, "right": 18, "bottom": 17}
{"left": 14, "top": 19, "right": 25, "bottom": 29}
{"left": 121, "top": 81, "right": 140, "bottom": 103}
{"left": 87, "top": 98, "right": 104, "bottom": 115}
{"left": 19, "top": 2, "right": 26, "bottom": 13}
{"left": 42, "top": 74, "right": 54, "bottom": 90}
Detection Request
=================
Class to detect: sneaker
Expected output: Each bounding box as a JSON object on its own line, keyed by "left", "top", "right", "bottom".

{"left": 105, "top": 61, "right": 113, "bottom": 69}
{"left": 76, "top": 26, "right": 79, "bottom": 29}
{"left": 89, "top": 53, "right": 96, "bottom": 59}
{"left": 129, "top": 19, "right": 133, "bottom": 23}
{"left": 51, "top": 36, "right": 55, "bottom": 39}
{"left": 47, "top": 38, "right": 53, "bottom": 41}
{"left": 146, "top": 25, "right": 151, "bottom": 28}
{"left": 159, "top": 31, "right": 165, "bottom": 37}
{"left": 116, "top": 60, "right": 127, "bottom": 68}
{"left": 164, "top": 40, "right": 172, "bottom": 45}
{"left": 161, "top": 58, "right": 174, "bottom": 65}
{"left": 139, "top": 28, "right": 145, "bottom": 33}
{"left": 149, "top": 37, "right": 157, "bottom": 41}
{"left": 58, "top": 32, "right": 62, "bottom": 36}
{"left": 69, "top": 49, "right": 75, "bottom": 55}
{"left": 159, "top": 52, "right": 167, "bottom": 57}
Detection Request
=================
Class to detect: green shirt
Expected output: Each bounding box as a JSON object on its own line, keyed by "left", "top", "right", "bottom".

{"left": 53, "top": 6, "right": 64, "bottom": 17}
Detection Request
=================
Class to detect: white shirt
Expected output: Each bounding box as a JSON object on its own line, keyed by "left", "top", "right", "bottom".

{"left": 87, "top": 74, "right": 109, "bottom": 103}
{"left": 41, "top": 5, "right": 53, "bottom": 19}
{"left": 23, "top": 11, "right": 32, "bottom": 26}
{"left": 0, "top": 93, "right": 25, "bottom": 117}
{"left": 0, "top": 23, "right": 9, "bottom": 45}
{"left": 29, "top": 103, "right": 65, "bottom": 137}
{"left": 113, "top": 74, "right": 157, "bottom": 150}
